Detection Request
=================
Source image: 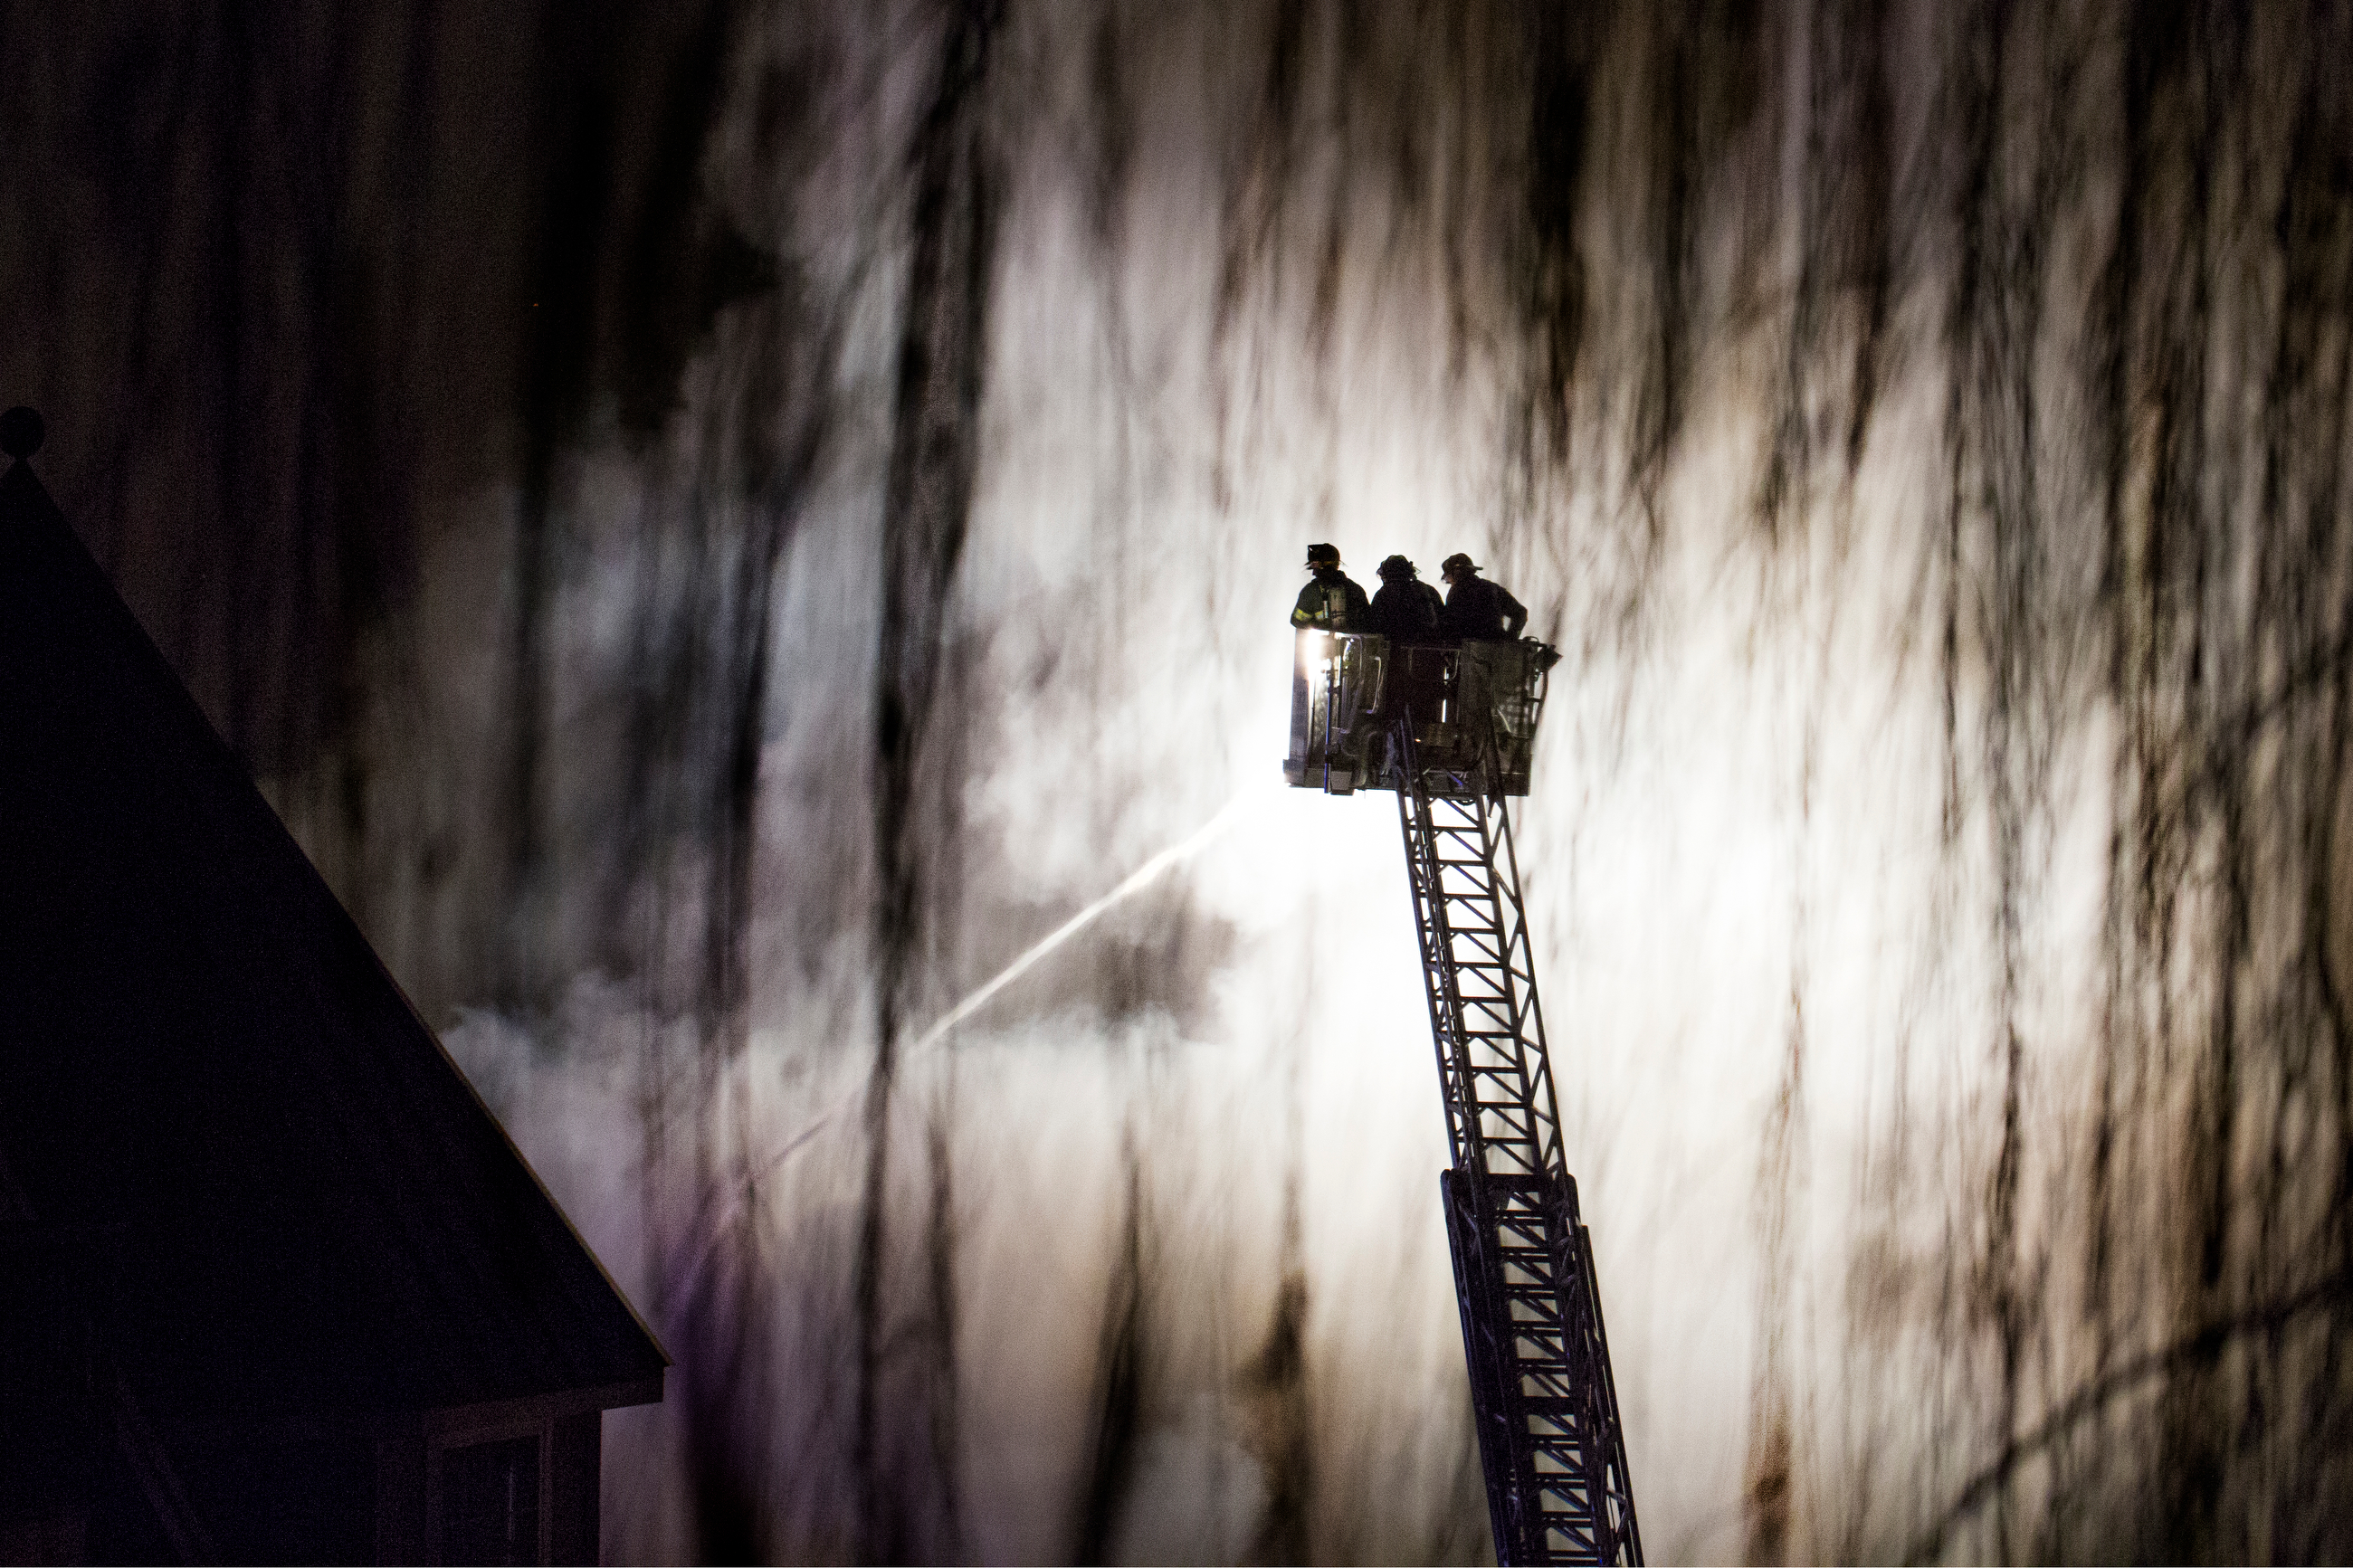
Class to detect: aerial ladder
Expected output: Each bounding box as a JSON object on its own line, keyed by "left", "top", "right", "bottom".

{"left": 1285, "top": 631, "right": 1643, "bottom": 1566}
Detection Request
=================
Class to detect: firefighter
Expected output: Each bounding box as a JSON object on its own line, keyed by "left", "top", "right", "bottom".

{"left": 1368, "top": 555, "right": 1443, "bottom": 641}
{"left": 1438, "top": 553, "right": 1528, "bottom": 641}
{"left": 1291, "top": 542, "right": 1369, "bottom": 631}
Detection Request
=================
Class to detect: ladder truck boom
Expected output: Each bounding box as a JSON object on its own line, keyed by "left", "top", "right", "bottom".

{"left": 1286, "top": 631, "right": 1643, "bottom": 1566}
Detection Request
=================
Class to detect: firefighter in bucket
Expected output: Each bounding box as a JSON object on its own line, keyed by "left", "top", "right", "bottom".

{"left": 1291, "top": 541, "right": 1368, "bottom": 631}
{"left": 1286, "top": 544, "right": 1383, "bottom": 792}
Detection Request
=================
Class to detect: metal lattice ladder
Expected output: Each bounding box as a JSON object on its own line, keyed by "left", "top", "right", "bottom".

{"left": 1390, "top": 719, "right": 1643, "bottom": 1566}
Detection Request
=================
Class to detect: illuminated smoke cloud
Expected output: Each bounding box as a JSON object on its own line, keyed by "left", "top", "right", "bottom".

{"left": 3, "top": 0, "right": 2351, "bottom": 1560}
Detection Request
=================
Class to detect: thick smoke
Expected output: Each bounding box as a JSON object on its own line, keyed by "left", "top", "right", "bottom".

{"left": 4, "top": 0, "right": 2351, "bottom": 1561}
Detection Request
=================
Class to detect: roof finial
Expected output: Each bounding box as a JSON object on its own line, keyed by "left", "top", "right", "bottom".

{"left": 0, "top": 407, "right": 43, "bottom": 461}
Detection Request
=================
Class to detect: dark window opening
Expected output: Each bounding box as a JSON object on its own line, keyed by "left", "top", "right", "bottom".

{"left": 439, "top": 1435, "right": 540, "bottom": 1565}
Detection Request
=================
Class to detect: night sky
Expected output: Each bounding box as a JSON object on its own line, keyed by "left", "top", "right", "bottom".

{"left": 5, "top": 1, "right": 2352, "bottom": 1561}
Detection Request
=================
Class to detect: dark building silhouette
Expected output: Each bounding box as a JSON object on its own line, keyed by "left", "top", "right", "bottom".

{"left": 0, "top": 409, "right": 664, "bottom": 1565}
